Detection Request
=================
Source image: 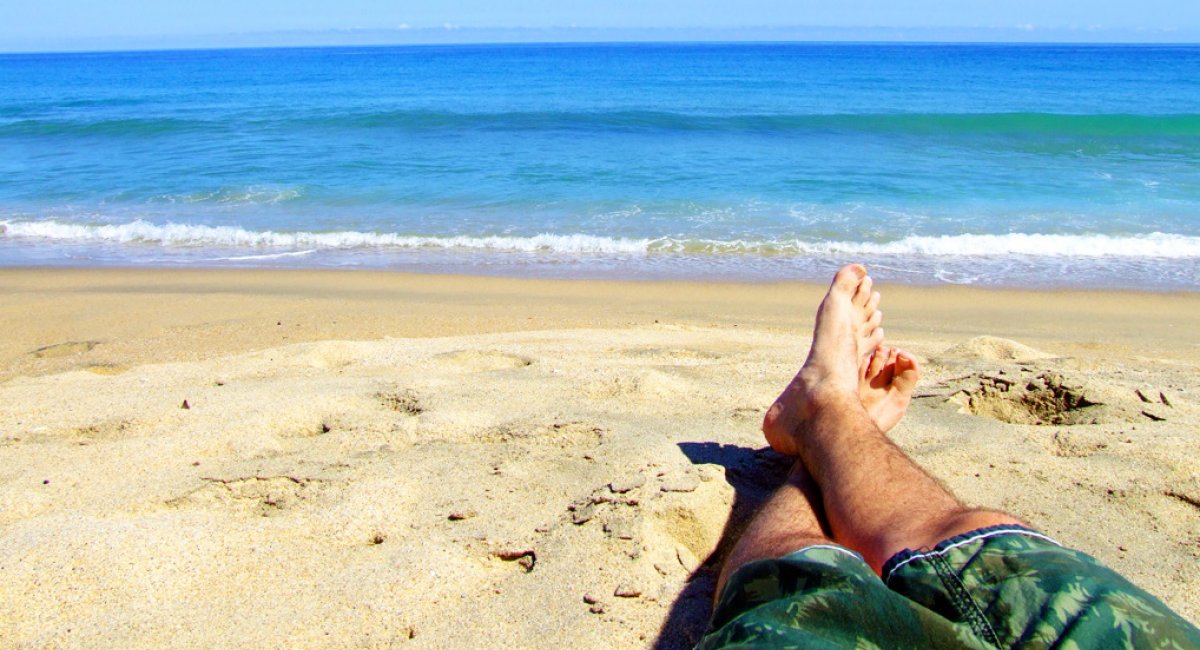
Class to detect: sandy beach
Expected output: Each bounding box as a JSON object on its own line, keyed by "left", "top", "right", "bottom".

{"left": 1, "top": 267, "right": 1197, "bottom": 648}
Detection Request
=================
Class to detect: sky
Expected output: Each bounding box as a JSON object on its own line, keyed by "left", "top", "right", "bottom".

{"left": 2, "top": 0, "right": 1199, "bottom": 52}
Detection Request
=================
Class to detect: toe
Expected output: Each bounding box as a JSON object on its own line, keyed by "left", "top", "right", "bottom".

{"left": 860, "top": 309, "right": 883, "bottom": 340}
{"left": 831, "top": 264, "right": 867, "bottom": 296}
{"left": 865, "top": 344, "right": 887, "bottom": 379}
{"left": 878, "top": 347, "right": 898, "bottom": 384}
{"left": 865, "top": 326, "right": 885, "bottom": 351}
{"left": 865, "top": 290, "right": 881, "bottom": 314}
{"left": 852, "top": 276, "right": 874, "bottom": 308}
{"left": 892, "top": 350, "right": 920, "bottom": 393}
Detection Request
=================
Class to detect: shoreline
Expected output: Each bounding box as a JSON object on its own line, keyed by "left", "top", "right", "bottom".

{"left": 4, "top": 266, "right": 1199, "bottom": 379}
{"left": 2, "top": 246, "right": 1199, "bottom": 292}
{"left": 1, "top": 266, "right": 1198, "bottom": 646}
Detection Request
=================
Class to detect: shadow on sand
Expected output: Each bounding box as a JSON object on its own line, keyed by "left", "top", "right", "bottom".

{"left": 650, "top": 441, "right": 792, "bottom": 650}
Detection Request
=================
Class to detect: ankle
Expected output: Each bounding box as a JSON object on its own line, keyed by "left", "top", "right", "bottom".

{"left": 799, "top": 379, "right": 861, "bottom": 418}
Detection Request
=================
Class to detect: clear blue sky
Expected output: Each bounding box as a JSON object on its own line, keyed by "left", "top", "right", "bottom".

{"left": 3, "top": 0, "right": 1199, "bottom": 51}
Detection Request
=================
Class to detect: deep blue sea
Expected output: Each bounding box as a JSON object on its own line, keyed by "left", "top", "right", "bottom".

{"left": 1, "top": 43, "right": 1198, "bottom": 288}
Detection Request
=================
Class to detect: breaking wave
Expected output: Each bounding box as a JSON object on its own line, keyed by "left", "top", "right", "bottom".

{"left": 2, "top": 219, "right": 1199, "bottom": 259}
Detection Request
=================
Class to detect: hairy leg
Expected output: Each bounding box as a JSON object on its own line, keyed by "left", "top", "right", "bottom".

{"left": 763, "top": 265, "right": 1022, "bottom": 573}
{"left": 714, "top": 461, "right": 828, "bottom": 599}
{"left": 715, "top": 267, "right": 885, "bottom": 596}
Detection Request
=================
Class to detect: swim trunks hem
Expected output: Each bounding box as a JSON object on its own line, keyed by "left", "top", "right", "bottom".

{"left": 881, "top": 523, "right": 1060, "bottom": 585}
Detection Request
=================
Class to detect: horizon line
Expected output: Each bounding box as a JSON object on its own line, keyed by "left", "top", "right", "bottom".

{"left": 4, "top": 24, "right": 1199, "bottom": 55}
{"left": 6, "top": 38, "right": 1200, "bottom": 57}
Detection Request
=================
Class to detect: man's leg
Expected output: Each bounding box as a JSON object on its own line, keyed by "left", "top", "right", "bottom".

{"left": 762, "top": 264, "right": 1021, "bottom": 573}
{"left": 714, "top": 460, "right": 829, "bottom": 598}
{"left": 715, "top": 266, "right": 890, "bottom": 594}
{"left": 705, "top": 265, "right": 1200, "bottom": 648}
{"left": 718, "top": 266, "right": 905, "bottom": 593}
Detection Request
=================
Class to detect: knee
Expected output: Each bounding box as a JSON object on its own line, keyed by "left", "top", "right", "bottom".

{"left": 929, "top": 509, "right": 1026, "bottom": 544}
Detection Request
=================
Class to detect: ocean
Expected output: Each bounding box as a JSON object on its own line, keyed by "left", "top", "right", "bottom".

{"left": 1, "top": 43, "right": 1198, "bottom": 289}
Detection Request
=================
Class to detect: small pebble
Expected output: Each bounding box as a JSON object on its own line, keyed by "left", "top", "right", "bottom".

{"left": 614, "top": 584, "right": 642, "bottom": 598}
{"left": 493, "top": 549, "right": 537, "bottom": 572}
{"left": 660, "top": 476, "right": 700, "bottom": 493}
{"left": 181, "top": 399, "right": 191, "bottom": 410}
{"left": 609, "top": 475, "right": 645, "bottom": 494}
{"left": 583, "top": 594, "right": 600, "bottom": 604}
{"left": 1141, "top": 409, "right": 1167, "bottom": 422}
{"left": 448, "top": 510, "right": 477, "bottom": 521}
{"left": 572, "top": 505, "right": 595, "bottom": 525}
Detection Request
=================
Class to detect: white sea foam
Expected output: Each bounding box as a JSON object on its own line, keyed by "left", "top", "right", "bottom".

{"left": 0, "top": 219, "right": 653, "bottom": 254}
{"left": 210, "top": 250, "right": 318, "bottom": 261}
{"left": 809, "top": 232, "right": 1200, "bottom": 258}
{"left": 2, "top": 219, "right": 1199, "bottom": 259}
{"left": 669, "top": 232, "right": 1200, "bottom": 258}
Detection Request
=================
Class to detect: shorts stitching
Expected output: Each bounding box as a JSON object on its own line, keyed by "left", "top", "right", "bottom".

{"left": 928, "top": 550, "right": 1002, "bottom": 648}
{"left": 883, "top": 527, "right": 1061, "bottom": 585}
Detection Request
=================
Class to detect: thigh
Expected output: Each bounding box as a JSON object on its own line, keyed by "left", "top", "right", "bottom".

{"left": 700, "top": 545, "right": 991, "bottom": 649}
{"left": 883, "top": 525, "right": 1200, "bottom": 649}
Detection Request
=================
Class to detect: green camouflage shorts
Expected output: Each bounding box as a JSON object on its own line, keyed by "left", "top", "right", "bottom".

{"left": 698, "top": 525, "right": 1200, "bottom": 649}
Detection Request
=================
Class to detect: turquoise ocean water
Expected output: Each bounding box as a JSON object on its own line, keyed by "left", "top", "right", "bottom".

{"left": 1, "top": 43, "right": 1198, "bottom": 288}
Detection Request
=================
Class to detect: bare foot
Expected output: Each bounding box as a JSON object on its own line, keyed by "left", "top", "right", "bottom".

{"left": 860, "top": 344, "right": 920, "bottom": 433}
{"left": 763, "top": 264, "right": 883, "bottom": 456}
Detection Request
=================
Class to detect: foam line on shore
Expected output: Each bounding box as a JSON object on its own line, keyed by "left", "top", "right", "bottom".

{"left": 3, "top": 219, "right": 1200, "bottom": 259}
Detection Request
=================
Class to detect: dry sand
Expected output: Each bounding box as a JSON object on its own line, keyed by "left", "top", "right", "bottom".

{"left": 0, "top": 268, "right": 1197, "bottom": 648}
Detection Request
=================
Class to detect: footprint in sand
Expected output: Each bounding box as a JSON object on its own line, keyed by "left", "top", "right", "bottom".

{"left": 31, "top": 340, "right": 99, "bottom": 359}
{"left": 15, "top": 418, "right": 136, "bottom": 446}
{"left": 619, "top": 346, "right": 727, "bottom": 365}
{"left": 167, "top": 474, "right": 339, "bottom": 517}
{"left": 584, "top": 369, "right": 691, "bottom": 403}
{"left": 294, "top": 341, "right": 361, "bottom": 370}
{"left": 556, "top": 468, "right": 734, "bottom": 587}
{"left": 473, "top": 420, "right": 607, "bottom": 448}
{"left": 433, "top": 350, "right": 532, "bottom": 371}
{"left": 647, "top": 489, "right": 728, "bottom": 559}
{"left": 1046, "top": 429, "right": 1109, "bottom": 458}
{"left": 72, "top": 418, "right": 135, "bottom": 444}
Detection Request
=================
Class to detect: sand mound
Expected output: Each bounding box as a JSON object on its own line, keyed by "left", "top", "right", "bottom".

{"left": 941, "top": 336, "right": 1055, "bottom": 362}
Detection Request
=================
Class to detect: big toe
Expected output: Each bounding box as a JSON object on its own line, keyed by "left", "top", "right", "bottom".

{"left": 830, "top": 264, "right": 868, "bottom": 296}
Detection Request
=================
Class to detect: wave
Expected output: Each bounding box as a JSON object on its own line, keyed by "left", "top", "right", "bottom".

{"left": 0, "top": 219, "right": 652, "bottom": 254}
{"left": 287, "top": 111, "right": 1200, "bottom": 137}
{"left": 5, "top": 112, "right": 1199, "bottom": 138}
{"left": 0, "top": 117, "right": 211, "bottom": 137}
{"left": 150, "top": 186, "right": 304, "bottom": 206}
{"left": 4, "top": 219, "right": 1200, "bottom": 259}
